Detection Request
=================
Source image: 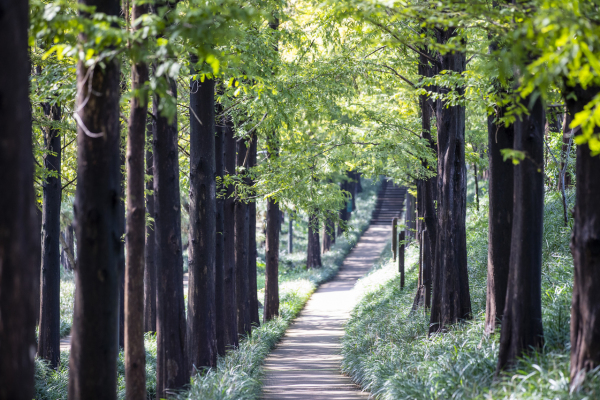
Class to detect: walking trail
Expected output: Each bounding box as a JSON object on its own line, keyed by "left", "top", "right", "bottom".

{"left": 261, "top": 224, "right": 390, "bottom": 399}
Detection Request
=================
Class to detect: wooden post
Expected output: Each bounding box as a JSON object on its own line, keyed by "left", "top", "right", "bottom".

{"left": 392, "top": 217, "right": 398, "bottom": 262}
{"left": 399, "top": 231, "right": 405, "bottom": 289}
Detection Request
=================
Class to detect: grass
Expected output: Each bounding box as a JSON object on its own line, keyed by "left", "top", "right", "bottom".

{"left": 34, "top": 178, "right": 381, "bottom": 399}
{"left": 341, "top": 190, "right": 600, "bottom": 399}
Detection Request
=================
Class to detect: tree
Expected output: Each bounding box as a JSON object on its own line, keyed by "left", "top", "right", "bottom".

{"left": 144, "top": 118, "right": 157, "bottom": 333}
{"left": 0, "top": 0, "right": 39, "bottom": 397}
{"left": 485, "top": 102, "right": 514, "bottom": 335}
{"left": 248, "top": 136, "right": 260, "bottom": 327}
{"left": 68, "top": 1, "right": 122, "bottom": 398}
{"left": 307, "top": 213, "right": 322, "bottom": 268}
{"left": 124, "top": 1, "right": 149, "bottom": 396}
{"left": 322, "top": 213, "right": 335, "bottom": 253}
{"left": 223, "top": 115, "right": 239, "bottom": 347}
{"left": 235, "top": 138, "right": 252, "bottom": 335}
{"left": 215, "top": 100, "right": 226, "bottom": 355}
{"left": 497, "top": 94, "right": 545, "bottom": 372}
{"left": 186, "top": 67, "right": 217, "bottom": 369}
{"left": 153, "top": 76, "right": 189, "bottom": 395}
{"left": 429, "top": 27, "right": 471, "bottom": 334}
{"left": 565, "top": 84, "right": 600, "bottom": 388}
{"left": 38, "top": 102, "right": 62, "bottom": 369}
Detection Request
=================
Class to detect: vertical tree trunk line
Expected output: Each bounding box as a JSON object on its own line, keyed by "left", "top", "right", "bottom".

{"left": 485, "top": 104, "right": 514, "bottom": 335}
{"left": 248, "top": 137, "right": 260, "bottom": 327}
{"left": 287, "top": 216, "right": 293, "bottom": 254}
{"left": 215, "top": 101, "right": 226, "bottom": 356}
{"left": 264, "top": 132, "right": 280, "bottom": 322}
{"left": 0, "top": 0, "right": 40, "bottom": 395}
{"left": 62, "top": 225, "right": 75, "bottom": 271}
{"left": 235, "top": 139, "right": 251, "bottom": 335}
{"left": 223, "top": 116, "right": 239, "bottom": 348}
{"left": 153, "top": 77, "right": 189, "bottom": 396}
{"left": 322, "top": 214, "right": 335, "bottom": 254}
{"left": 144, "top": 117, "right": 157, "bottom": 333}
{"left": 307, "top": 213, "right": 322, "bottom": 268}
{"left": 38, "top": 102, "right": 62, "bottom": 369}
{"left": 429, "top": 28, "right": 471, "bottom": 334}
{"left": 187, "top": 69, "right": 217, "bottom": 369}
{"left": 68, "top": 0, "right": 122, "bottom": 395}
{"left": 496, "top": 94, "right": 545, "bottom": 372}
{"left": 125, "top": 3, "right": 149, "bottom": 395}
{"left": 118, "top": 136, "right": 126, "bottom": 351}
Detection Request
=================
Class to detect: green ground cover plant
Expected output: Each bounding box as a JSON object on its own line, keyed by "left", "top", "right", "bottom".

{"left": 341, "top": 190, "right": 599, "bottom": 399}
{"left": 34, "top": 180, "right": 379, "bottom": 400}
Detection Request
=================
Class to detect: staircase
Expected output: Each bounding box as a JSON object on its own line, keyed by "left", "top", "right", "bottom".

{"left": 370, "top": 180, "right": 407, "bottom": 225}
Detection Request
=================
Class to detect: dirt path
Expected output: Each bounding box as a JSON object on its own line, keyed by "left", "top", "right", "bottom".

{"left": 261, "top": 224, "right": 390, "bottom": 399}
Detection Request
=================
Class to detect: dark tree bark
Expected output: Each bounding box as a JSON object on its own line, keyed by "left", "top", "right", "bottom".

{"left": 405, "top": 191, "right": 416, "bottom": 240}
{"left": 392, "top": 217, "right": 398, "bottom": 261}
{"left": 322, "top": 214, "right": 335, "bottom": 254}
{"left": 429, "top": 28, "right": 471, "bottom": 334}
{"left": 307, "top": 213, "right": 322, "bottom": 268}
{"left": 0, "top": 0, "right": 40, "bottom": 395}
{"left": 564, "top": 85, "right": 600, "bottom": 388}
{"left": 248, "top": 137, "right": 260, "bottom": 328}
{"left": 68, "top": 2, "right": 122, "bottom": 397}
{"left": 125, "top": 5, "right": 149, "bottom": 395}
{"left": 62, "top": 225, "right": 75, "bottom": 271}
{"left": 560, "top": 110, "right": 573, "bottom": 190}
{"left": 118, "top": 143, "right": 126, "bottom": 350}
{"left": 338, "top": 180, "right": 349, "bottom": 236}
{"left": 153, "top": 78, "right": 188, "bottom": 397}
{"left": 235, "top": 139, "right": 251, "bottom": 335}
{"left": 215, "top": 102, "right": 226, "bottom": 356}
{"left": 288, "top": 216, "right": 293, "bottom": 254}
{"left": 485, "top": 106, "right": 514, "bottom": 335}
{"left": 223, "top": 117, "right": 239, "bottom": 347}
{"left": 264, "top": 190, "right": 280, "bottom": 322}
{"left": 144, "top": 118, "right": 157, "bottom": 333}
{"left": 496, "top": 95, "right": 545, "bottom": 372}
{"left": 399, "top": 231, "right": 405, "bottom": 289}
{"left": 187, "top": 68, "right": 217, "bottom": 369}
{"left": 473, "top": 163, "right": 480, "bottom": 211}
{"left": 38, "top": 102, "right": 62, "bottom": 369}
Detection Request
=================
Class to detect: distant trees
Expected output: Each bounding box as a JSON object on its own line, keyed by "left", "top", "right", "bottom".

{"left": 0, "top": 1, "right": 39, "bottom": 398}
{"left": 307, "top": 214, "right": 322, "bottom": 268}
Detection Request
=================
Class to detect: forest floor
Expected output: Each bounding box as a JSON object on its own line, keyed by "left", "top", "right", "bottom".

{"left": 261, "top": 225, "right": 389, "bottom": 399}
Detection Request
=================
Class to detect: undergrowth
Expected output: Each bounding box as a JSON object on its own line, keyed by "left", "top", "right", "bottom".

{"left": 35, "top": 179, "right": 380, "bottom": 399}
{"left": 341, "top": 190, "right": 600, "bottom": 399}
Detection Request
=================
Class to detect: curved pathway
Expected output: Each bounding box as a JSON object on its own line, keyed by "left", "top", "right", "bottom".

{"left": 261, "top": 224, "right": 390, "bottom": 399}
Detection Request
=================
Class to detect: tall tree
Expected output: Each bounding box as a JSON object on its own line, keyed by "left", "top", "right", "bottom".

{"left": 248, "top": 136, "right": 260, "bottom": 327}
{"left": 125, "top": 1, "right": 149, "bottom": 397}
{"left": 223, "top": 116, "right": 239, "bottom": 347}
{"left": 565, "top": 85, "right": 600, "bottom": 388}
{"left": 485, "top": 104, "right": 514, "bottom": 334}
{"left": 215, "top": 105, "right": 226, "bottom": 355}
{"left": 153, "top": 77, "right": 189, "bottom": 395}
{"left": 322, "top": 214, "right": 335, "bottom": 254}
{"left": 429, "top": 28, "right": 471, "bottom": 334}
{"left": 307, "top": 213, "right": 322, "bottom": 268}
{"left": 235, "top": 139, "right": 251, "bottom": 335}
{"left": 0, "top": 0, "right": 40, "bottom": 396}
{"left": 144, "top": 118, "right": 157, "bottom": 333}
{"left": 61, "top": 224, "right": 75, "bottom": 271}
{"left": 68, "top": 1, "right": 122, "bottom": 398}
{"left": 496, "top": 95, "right": 545, "bottom": 372}
{"left": 287, "top": 216, "right": 293, "bottom": 254}
{"left": 264, "top": 134, "right": 281, "bottom": 322}
{"left": 38, "top": 102, "right": 62, "bottom": 369}
{"left": 187, "top": 66, "right": 217, "bottom": 369}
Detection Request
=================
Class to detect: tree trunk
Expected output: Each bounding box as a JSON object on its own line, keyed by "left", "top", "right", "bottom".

{"left": 118, "top": 143, "right": 126, "bottom": 350}
{"left": 264, "top": 193, "right": 280, "bottom": 322}
{"left": 399, "top": 231, "right": 405, "bottom": 289}
{"left": 62, "top": 225, "right": 75, "bottom": 271}
{"left": 144, "top": 118, "right": 157, "bottom": 333}
{"left": 338, "top": 180, "right": 349, "bottom": 236}
{"left": 0, "top": 0, "right": 40, "bottom": 394}
{"left": 392, "top": 217, "right": 398, "bottom": 261}
{"left": 473, "top": 163, "right": 480, "bottom": 211}
{"left": 485, "top": 106, "right": 514, "bottom": 335}
{"left": 235, "top": 139, "right": 251, "bottom": 335}
{"left": 215, "top": 102, "right": 226, "bottom": 356}
{"left": 307, "top": 213, "right": 322, "bottom": 268}
{"left": 223, "top": 117, "right": 239, "bottom": 347}
{"left": 560, "top": 110, "right": 573, "bottom": 190}
{"left": 248, "top": 137, "right": 260, "bottom": 328}
{"left": 38, "top": 102, "right": 61, "bottom": 369}
{"left": 429, "top": 28, "right": 471, "bottom": 334}
{"left": 322, "top": 214, "right": 334, "bottom": 254}
{"left": 187, "top": 70, "right": 217, "bottom": 369}
{"left": 125, "top": 7, "right": 149, "bottom": 395}
{"left": 287, "top": 216, "right": 293, "bottom": 254}
{"left": 153, "top": 78, "right": 188, "bottom": 397}
{"left": 565, "top": 85, "right": 600, "bottom": 388}
{"left": 496, "top": 95, "right": 545, "bottom": 372}
{"left": 405, "top": 190, "right": 416, "bottom": 240}
{"left": 68, "top": 2, "right": 121, "bottom": 396}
